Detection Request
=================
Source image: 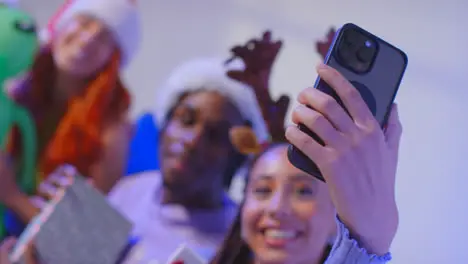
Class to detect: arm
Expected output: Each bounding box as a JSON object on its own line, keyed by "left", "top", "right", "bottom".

{"left": 89, "top": 117, "right": 133, "bottom": 195}
{"left": 5, "top": 194, "right": 39, "bottom": 225}
{"left": 324, "top": 217, "right": 392, "bottom": 264}
{"left": 0, "top": 152, "right": 39, "bottom": 225}
{"left": 3, "top": 117, "right": 132, "bottom": 225}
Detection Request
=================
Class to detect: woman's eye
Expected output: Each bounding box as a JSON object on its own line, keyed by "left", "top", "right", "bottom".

{"left": 253, "top": 186, "right": 271, "bottom": 195}
{"left": 295, "top": 187, "right": 313, "bottom": 196}
{"left": 179, "top": 109, "right": 196, "bottom": 126}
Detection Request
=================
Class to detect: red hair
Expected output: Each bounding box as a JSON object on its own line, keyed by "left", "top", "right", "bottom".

{"left": 8, "top": 46, "right": 130, "bottom": 181}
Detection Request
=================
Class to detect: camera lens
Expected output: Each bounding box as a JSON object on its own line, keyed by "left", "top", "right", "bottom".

{"left": 342, "top": 29, "right": 360, "bottom": 47}
{"left": 356, "top": 45, "right": 375, "bottom": 63}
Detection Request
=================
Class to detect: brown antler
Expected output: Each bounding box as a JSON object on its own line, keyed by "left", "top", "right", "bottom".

{"left": 227, "top": 31, "right": 290, "bottom": 144}
{"left": 316, "top": 27, "right": 336, "bottom": 60}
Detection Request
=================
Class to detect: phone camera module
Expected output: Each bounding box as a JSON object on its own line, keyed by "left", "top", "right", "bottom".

{"left": 356, "top": 45, "right": 375, "bottom": 63}
{"left": 336, "top": 29, "right": 378, "bottom": 74}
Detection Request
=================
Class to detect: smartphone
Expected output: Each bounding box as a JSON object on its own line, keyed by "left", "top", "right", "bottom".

{"left": 287, "top": 23, "right": 408, "bottom": 181}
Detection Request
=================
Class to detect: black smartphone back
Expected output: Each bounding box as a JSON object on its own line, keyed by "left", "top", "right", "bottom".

{"left": 288, "top": 23, "right": 408, "bottom": 181}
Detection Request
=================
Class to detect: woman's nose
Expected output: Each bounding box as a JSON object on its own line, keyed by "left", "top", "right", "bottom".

{"left": 76, "top": 28, "right": 99, "bottom": 49}
{"left": 266, "top": 191, "right": 292, "bottom": 218}
{"left": 179, "top": 128, "right": 204, "bottom": 151}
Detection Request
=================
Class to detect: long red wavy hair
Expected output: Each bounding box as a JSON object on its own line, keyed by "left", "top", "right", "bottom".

{"left": 8, "top": 45, "right": 130, "bottom": 182}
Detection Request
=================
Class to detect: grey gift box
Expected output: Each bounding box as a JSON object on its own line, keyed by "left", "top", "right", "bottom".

{"left": 10, "top": 175, "right": 132, "bottom": 264}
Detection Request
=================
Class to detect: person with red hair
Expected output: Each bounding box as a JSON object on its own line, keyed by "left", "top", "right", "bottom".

{"left": 0, "top": 0, "right": 141, "bottom": 226}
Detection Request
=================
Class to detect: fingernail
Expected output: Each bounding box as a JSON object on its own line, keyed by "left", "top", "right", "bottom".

{"left": 285, "top": 125, "right": 295, "bottom": 138}
{"left": 296, "top": 104, "right": 309, "bottom": 114}
{"left": 62, "top": 164, "right": 76, "bottom": 177}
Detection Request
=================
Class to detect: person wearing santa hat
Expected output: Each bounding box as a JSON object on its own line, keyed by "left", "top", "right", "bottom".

{"left": 0, "top": 0, "right": 141, "bottom": 227}
{"left": 105, "top": 32, "right": 280, "bottom": 263}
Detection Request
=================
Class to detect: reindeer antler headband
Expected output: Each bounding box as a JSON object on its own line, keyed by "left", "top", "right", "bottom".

{"left": 227, "top": 28, "right": 336, "bottom": 155}
{"left": 226, "top": 31, "right": 289, "bottom": 155}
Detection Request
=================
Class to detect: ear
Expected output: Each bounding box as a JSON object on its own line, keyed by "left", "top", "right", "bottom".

{"left": 229, "top": 126, "right": 261, "bottom": 155}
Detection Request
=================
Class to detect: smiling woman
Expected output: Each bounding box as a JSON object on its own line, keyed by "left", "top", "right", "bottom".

{"left": 243, "top": 144, "right": 336, "bottom": 263}
{"left": 211, "top": 143, "right": 336, "bottom": 264}
{"left": 211, "top": 64, "right": 403, "bottom": 264}
{"left": 0, "top": 0, "right": 141, "bottom": 237}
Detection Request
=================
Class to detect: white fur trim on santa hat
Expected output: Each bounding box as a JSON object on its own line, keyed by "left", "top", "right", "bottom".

{"left": 155, "top": 58, "right": 270, "bottom": 143}
{"left": 55, "top": 0, "right": 141, "bottom": 67}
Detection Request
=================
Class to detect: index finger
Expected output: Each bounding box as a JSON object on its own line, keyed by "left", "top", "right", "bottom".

{"left": 316, "top": 63, "right": 374, "bottom": 124}
{"left": 53, "top": 164, "right": 77, "bottom": 179}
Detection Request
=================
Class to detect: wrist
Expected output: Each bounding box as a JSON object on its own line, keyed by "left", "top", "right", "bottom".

{"left": 3, "top": 190, "right": 24, "bottom": 209}
{"left": 8, "top": 193, "right": 40, "bottom": 224}
{"left": 331, "top": 217, "right": 393, "bottom": 262}
{"left": 338, "top": 216, "right": 396, "bottom": 256}
{"left": 353, "top": 234, "right": 392, "bottom": 256}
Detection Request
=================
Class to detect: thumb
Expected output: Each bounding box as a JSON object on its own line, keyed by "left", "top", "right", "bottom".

{"left": 226, "top": 70, "right": 247, "bottom": 83}
{"left": 385, "top": 104, "right": 403, "bottom": 149}
{"left": 0, "top": 237, "right": 17, "bottom": 263}
{"left": 0, "top": 237, "right": 17, "bottom": 253}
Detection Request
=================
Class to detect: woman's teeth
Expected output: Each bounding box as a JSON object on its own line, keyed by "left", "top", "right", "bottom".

{"left": 264, "top": 229, "right": 297, "bottom": 239}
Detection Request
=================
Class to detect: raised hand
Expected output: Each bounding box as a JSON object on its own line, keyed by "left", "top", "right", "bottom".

{"left": 286, "top": 64, "right": 402, "bottom": 255}
{"left": 226, "top": 31, "right": 289, "bottom": 142}
{"left": 0, "top": 237, "right": 39, "bottom": 264}
{"left": 32, "top": 164, "right": 75, "bottom": 208}
{"left": 0, "top": 237, "right": 16, "bottom": 264}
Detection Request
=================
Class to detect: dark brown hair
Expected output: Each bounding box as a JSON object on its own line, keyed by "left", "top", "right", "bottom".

{"left": 7, "top": 46, "right": 129, "bottom": 183}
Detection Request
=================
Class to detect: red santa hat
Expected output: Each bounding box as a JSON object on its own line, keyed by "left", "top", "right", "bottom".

{"left": 40, "top": 0, "right": 140, "bottom": 67}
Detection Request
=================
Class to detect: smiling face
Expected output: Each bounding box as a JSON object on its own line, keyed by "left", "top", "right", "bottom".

{"left": 241, "top": 144, "right": 336, "bottom": 264}
{"left": 159, "top": 90, "right": 245, "bottom": 196}
{"left": 52, "top": 14, "right": 116, "bottom": 78}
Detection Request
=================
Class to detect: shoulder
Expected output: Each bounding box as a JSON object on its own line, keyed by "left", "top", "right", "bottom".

{"left": 108, "top": 171, "right": 162, "bottom": 209}
{"left": 101, "top": 117, "right": 133, "bottom": 142}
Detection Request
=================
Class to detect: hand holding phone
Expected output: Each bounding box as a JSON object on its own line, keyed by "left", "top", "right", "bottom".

{"left": 285, "top": 60, "right": 404, "bottom": 256}
{"left": 288, "top": 23, "right": 407, "bottom": 181}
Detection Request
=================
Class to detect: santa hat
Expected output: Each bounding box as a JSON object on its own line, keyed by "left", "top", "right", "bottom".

{"left": 155, "top": 58, "right": 270, "bottom": 144}
{"left": 41, "top": 0, "right": 140, "bottom": 67}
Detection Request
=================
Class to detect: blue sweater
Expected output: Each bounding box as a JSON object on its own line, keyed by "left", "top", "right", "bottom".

{"left": 325, "top": 217, "right": 391, "bottom": 263}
